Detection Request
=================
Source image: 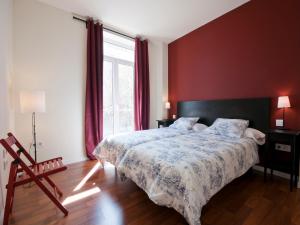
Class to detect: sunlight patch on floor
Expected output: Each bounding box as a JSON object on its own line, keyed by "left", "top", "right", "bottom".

{"left": 73, "top": 162, "right": 101, "bottom": 191}
{"left": 63, "top": 187, "right": 101, "bottom": 205}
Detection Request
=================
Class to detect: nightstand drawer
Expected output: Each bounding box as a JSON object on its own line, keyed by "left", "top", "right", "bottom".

{"left": 267, "top": 133, "right": 294, "bottom": 143}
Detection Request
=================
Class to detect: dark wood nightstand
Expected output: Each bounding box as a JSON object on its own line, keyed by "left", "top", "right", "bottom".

{"left": 264, "top": 129, "right": 300, "bottom": 191}
{"left": 156, "top": 119, "right": 175, "bottom": 128}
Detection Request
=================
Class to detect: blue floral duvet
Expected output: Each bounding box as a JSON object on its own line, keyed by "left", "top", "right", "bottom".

{"left": 94, "top": 129, "right": 259, "bottom": 225}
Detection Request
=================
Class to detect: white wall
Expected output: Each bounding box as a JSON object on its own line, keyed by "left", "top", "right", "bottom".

{"left": 13, "top": 0, "right": 168, "bottom": 165}
{"left": 0, "top": 0, "right": 14, "bottom": 220}
{"left": 14, "top": 0, "right": 87, "bottom": 164}
{"left": 148, "top": 40, "right": 168, "bottom": 128}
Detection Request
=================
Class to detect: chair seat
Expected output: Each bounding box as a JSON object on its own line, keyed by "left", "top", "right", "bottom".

{"left": 14, "top": 157, "right": 67, "bottom": 187}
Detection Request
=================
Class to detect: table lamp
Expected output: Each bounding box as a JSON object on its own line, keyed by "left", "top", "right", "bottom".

{"left": 165, "top": 102, "right": 170, "bottom": 110}
{"left": 165, "top": 102, "right": 170, "bottom": 119}
{"left": 277, "top": 96, "right": 291, "bottom": 129}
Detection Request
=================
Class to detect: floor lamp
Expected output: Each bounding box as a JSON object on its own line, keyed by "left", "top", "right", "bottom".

{"left": 20, "top": 91, "right": 46, "bottom": 163}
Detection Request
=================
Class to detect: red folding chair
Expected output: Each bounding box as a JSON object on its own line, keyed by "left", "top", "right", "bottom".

{"left": 0, "top": 133, "right": 68, "bottom": 225}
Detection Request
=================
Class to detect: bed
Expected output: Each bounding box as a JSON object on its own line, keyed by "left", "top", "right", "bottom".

{"left": 93, "top": 98, "right": 270, "bottom": 225}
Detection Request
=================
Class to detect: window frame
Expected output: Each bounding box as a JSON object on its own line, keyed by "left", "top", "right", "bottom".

{"left": 103, "top": 31, "right": 135, "bottom": 136}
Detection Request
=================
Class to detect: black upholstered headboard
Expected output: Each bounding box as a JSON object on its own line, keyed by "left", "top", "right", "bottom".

{"left": 177, "top": 98, "right": 270, "bottom": 132}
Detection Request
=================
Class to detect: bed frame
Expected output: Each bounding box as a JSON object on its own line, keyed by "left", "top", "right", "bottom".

{"left": 177, "top": 97, "right": 270, "bottom": 133}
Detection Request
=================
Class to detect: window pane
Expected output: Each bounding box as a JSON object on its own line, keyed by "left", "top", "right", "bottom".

{"left": 103, "top": 60, "right": 114, "bottom": 137}
{"left": 104, "top": 42, "right": 134, "bottom": 62}
{"left": 104, "top": 31, "right": 135, "bottom": 49}
{"left": 117, "top": 64, "right": 134, "bottom": 133}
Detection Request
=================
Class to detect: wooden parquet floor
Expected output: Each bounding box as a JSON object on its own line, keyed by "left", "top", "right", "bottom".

{"left": 7, "top": 160, "right": 300, "bottom": 225}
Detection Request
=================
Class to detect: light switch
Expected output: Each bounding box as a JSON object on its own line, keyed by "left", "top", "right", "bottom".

{"left": 276, "top": 119, "right": 283, "bottom": 127}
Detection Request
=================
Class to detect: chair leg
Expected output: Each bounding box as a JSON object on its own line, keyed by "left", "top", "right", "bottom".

{"left": 44, "top": 176, "right": 63, "bottom": 197}
{"left": 25, "top": 170, "right": 68, "bottom": 216}
{"left": 3, "top": 191, "right": 13, "bottom": 225}
{"left": 9, "top": 171, "right": 18, "bottom": 213}
{"left": 9, "top": 185, "right": 16, "bottom": 213}
{"left": 34, "top": 178, "right": 68, "bottom": 216}
{"left": 3, "top": 165, "right": 18, "bottom": 225}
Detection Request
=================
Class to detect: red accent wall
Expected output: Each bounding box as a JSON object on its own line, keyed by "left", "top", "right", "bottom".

{"left": 168, "top": 0, "right": 300, "bottom": 130}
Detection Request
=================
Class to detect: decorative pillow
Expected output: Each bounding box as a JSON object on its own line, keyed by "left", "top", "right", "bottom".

{"left": 244, "top": 128, "right": 265, "bottom": 145}
{"left": 169, "top": 117, "right": 199, "bottom": 130}
{"left": 192, "top": 123, "right": 208, "bottom": 132}
{"left": 208, "top": 118, "right": 249, "bottom": 138}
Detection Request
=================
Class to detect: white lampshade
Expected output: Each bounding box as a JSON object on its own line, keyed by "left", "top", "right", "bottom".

{"left": 20, "top": 91, "right": 46, "bottom": 113}
{"left": 277, "top": 96, "right": 291, "bottom": 108}
{"left": 165, "top": 102, "right": 171, "bottom": 109}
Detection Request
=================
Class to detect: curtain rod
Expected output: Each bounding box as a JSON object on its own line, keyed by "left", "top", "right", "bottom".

{"left": 73, "top": 16, "right": 135, "bottom": 40}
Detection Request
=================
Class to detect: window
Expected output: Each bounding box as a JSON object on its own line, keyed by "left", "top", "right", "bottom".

{"left": 103, "top": 31, "right": 135, "bottom": 137}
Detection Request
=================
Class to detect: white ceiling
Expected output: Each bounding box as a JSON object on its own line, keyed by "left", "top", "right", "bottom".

{"left": 37, "top": 0, "right": 249, "bottom": 43}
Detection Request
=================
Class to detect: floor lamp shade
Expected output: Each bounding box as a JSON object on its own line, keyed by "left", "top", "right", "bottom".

{"left": 20, "top": 91, "right": 46, "bottom": 113}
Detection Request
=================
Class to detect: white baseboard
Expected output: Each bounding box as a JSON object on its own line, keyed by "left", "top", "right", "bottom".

{"left": 253, "top": 165, "right": 300, "bottom": 188}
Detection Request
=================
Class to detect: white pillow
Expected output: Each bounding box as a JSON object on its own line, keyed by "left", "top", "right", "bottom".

{"left": 192, "top": 123, "right": 208, "bottom": 132}
{"left": 244, "top": 128, "right": 265, "bottom": 145}
{"left": 169, "top": 117, "right": 199, "bottom": 130}
{"left": 207, "top": 118, "right": 249, "bottom": 138}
